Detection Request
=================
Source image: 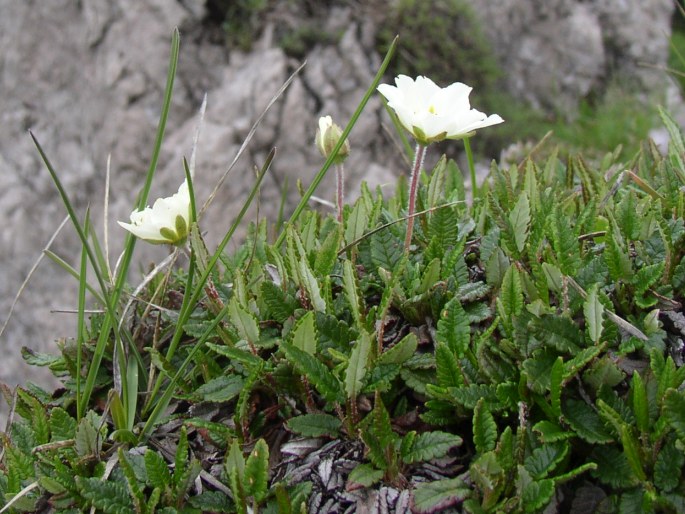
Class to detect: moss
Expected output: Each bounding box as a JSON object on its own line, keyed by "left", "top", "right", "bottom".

{"left": 204, "top": 0, "right": 269, "bottom": 51}
{"left": 376, "top": 0, "right": 500, "bottom": 92}
{"left": 205, "top": 0, "right": 346, "bottom": 54}
{"left": 279, "top": 25, "right": 341, "bottom": 60}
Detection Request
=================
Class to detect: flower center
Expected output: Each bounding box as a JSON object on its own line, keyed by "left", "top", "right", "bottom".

{"left": 428, "top": 104, "right": 437, "bottom": 115}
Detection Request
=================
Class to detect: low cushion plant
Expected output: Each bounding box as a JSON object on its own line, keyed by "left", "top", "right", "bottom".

{"left": 1, "top": 30, "right": 685, "bottom": 514}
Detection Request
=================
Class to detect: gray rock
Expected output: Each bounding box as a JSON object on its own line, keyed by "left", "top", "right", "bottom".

{"left": 472, "top": 0, "right": 675, "bottom": 115}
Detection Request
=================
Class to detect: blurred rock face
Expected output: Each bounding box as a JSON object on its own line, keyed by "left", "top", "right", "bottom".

{"left": 472, "top": 0, "right": 675, "bottom": 114}
{"left": 0, "top": 0, "right": 675, "bottom": 417}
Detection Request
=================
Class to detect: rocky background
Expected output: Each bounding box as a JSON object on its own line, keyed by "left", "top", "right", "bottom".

{"left": 0, "top": 0, "right": 677, "bottom": 424}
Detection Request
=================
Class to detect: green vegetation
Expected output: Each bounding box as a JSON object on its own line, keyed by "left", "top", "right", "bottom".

{"left": 2, "top": 25, "right": 685, "bottom": 514}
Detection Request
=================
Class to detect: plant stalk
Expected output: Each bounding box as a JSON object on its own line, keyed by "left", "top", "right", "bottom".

{"left": 404, "top": 143, "right": 427, "bottom": 251}
{"left": 336, "top": 162, "right": 345, "bottom": 222}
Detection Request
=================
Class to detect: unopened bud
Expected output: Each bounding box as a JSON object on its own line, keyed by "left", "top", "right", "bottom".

{"left": 315, "top": 115, "right": 350, "bottom": 163}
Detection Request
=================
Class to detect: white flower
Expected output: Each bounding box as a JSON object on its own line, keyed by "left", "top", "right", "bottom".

{"left": 377, "top": 75, "right": 504, "bottom": 145}
{"left": 118, "top": 180, "right": 191, "bottom": 246}
{"left": 315, "top": 115, "right": 350, "bottom": 163}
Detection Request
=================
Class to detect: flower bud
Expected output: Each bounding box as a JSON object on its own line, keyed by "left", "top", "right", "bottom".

{"left": 315, "top": 115, "right": 350, "bottom": 163}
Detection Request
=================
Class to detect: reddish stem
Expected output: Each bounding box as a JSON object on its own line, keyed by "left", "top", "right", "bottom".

{"left": 404, "top": 143, "right": 427, "bottom": 251}
{"left": 336, "top": 163, "right": 345, "bottom": 222}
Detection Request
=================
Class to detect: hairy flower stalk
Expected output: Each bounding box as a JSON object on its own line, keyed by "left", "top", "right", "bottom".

{"left": 118, "top": 180, "right": 191, "bottom": 246}
{"left": 406, "top": 143, "right": 427, "bottom": 250}
{"left": 378, "top": 75, "right": 503, "bottom": 249}
{"left": 315, "top": 115, "right": 350, "bottom": 222}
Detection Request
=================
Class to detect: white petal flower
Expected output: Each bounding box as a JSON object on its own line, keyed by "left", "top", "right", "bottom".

{"left": 377, "top": 75, "right": 503, "bottom": 145}
{"left": 118, "top": 180, "right": 191, "bottom": 246}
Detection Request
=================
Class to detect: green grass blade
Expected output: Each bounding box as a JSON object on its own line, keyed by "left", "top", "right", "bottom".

{"left": 43, "top": 250, "right": 106, "bottom": 305}
{"left": 140, "top": 303, "right": 230, "bottom": 439}
{"left": 88, "top": 221, "right": 112, "bottom": 285}
{"left": 76, "top": 216, "right": 89, "bottom": 420}
{"left": 143, "top": 149, "right": 275, "bottom": 418}
{"left": 274, "top": 35, "right": 399, "bottom": 248}
{"left": 83, "top": 28, "right": 180, "bottom": 415}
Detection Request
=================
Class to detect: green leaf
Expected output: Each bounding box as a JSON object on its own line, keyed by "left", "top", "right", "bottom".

{"left": 473, "top": 398, "right": 497, "bottom": 454}
{"left": 517, "top": 466, "right": 555, "bottom": 513}
{"left": 286, "top": 413, "right": 342, "bottom": 438}
{"left": 617, "top": 189, "right": 640, "bottom": 240}
{"left": 434, "top": 342, "right": 464, "bottom": 388}
{"left": 282, "top": 342, "right": 344, "bottom": 403}
{"left": 298, "top": 257, "right": 326, "bottom": 312}
{"left": 524, "top": 442, "right": 569, "bottom": 479}
{"left": 633, "top": 262, "right": 665, "bottom": 297}
{"left": 533, "top": 314, "right": 584, "bottom": 354}
{"left": 549, "top": 203, "right": 580, "bottom": 275}
{"left": 604, "top": 228, "right": 632, "bottom": 281}
{"left": 363, "top": 363, "right": 400, "bottom": 393}
{"left": 418, "top": 258, "right": 442, "bottom": 294}
{"left": 227, "top": 296, "right": 260, "bottom": 345}
{"left": 619, "top": 488, "right": 647, "bottom": 514}
{"left": 563, "top": 399, "right": 613, "bottom": 444}
{"left": 550, "top": 356, "right": 563, "bottom": 419}
{"left": 542, "top": 262, "right": 563, "bottom": 292}
{"left": 74, "top": 415, "right": 102, "bottom": 457}
{"left": 590, "top": 446, "right": 637, "bottom": 488}
{"left": 663, "top": 388, "right": 685, "bottom": 442}
{"left": 427, "top": 202, "right": 459, "bottom": 251}
{"left": 145, "top": 449, "right": 172, "bottom": 490}
{"left": 314, "top": 225, "right": 342, "bottom": 276}
{"left": 436, "top": 297, "right": 470, "bottom": 357}
{"left": 485, "top": 247, "right": 509, "bottom": 287}
{"left": 583, "top": 284, "right": 604, "bottom": 344}
{"left": 369, "top": 227, "right": 404, "bottom": 272}
{"left": 659, "top": 107, "right": 685, "bottom": 162}
{"left": 500, "top": 265, "right": 523, "bottom": 317}
{"left": 245, "top": 439, "right": 269, "bottom": 502}
{"left": 509, "top": 191, "right": 530, "bottom": 253}
{"left": 378, "top": 332, "right": 418, "bottom": 366}
{"left": 206, "top": 342, "right": 263, "bottom": 368}
{"left": 345, "top": 196, "right": 370, "bottom": 246}
{"left": 565, "top": 346, "right": 602, "bottom": 381}
{"left": 173, "top": 425, "right": 189, "bottom": 489}
{"left": 345, "top": 331, "right": 372, "bottom": 400}
{"left": 189, "top": 490, "right": 233, "bottom": 512}
{"left": 532, "top": 420, "right": 575, "bottom": 443}
{"left": 618, "top": 424, "right": 647, "bottom": 482}
{"left": 402, "top": 431, "right": 463, "bottom": 464}
{"left": 118, "top": 449, "right": 145, "bottom": 509}
{"left": 427, "top": 155, "right": 447, "bottom": 208}
{"left": 261, "top": 280, "right": 298, "bottom": 323}
{"left": 226, "top": 439, "right": 246, "bottom": 505}
{"left": 361, "top": 398, "right": 397, "bottom": 470}
{"left": 49, "top": 407, "right": 76, "bottom": 441}
{"left": 443, "top": 384, "right": 500, "bottom": 410}
{"left": 342, "top": 260, "right": 364, "bottom": 326}
{"left": 630, "top": 371, "right": 649, "bottom": 434}
{"left": 192, "top": 375, "right": 244, "bottom": 403}
{"left": 654, "top": 436, "right": 684, "bottom": 492}
{"left": 347, "top": 463, "right": 384, "bottom": 490}
{"left": 76, "top": 477, "right": 133, "bottom": 513}
{"left": 411, "top": 478, "right": 470, "bottom": 513}
{"left": 290, "top": 310, "right": 317, "bottom": 355}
